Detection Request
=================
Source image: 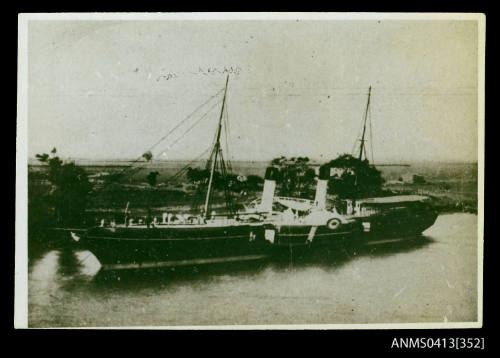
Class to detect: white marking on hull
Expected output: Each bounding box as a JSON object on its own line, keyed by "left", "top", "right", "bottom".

{"left": 264, "top": 229, "right": 275, "bottom": 244}
{"left": 306, "top": 226, "right": 318, "bottom": 243}
{"left": 278, "top": 231, "right": 351, "bottom": 238}
{"left": 363, "top": 238, "right": 406, "bottom": 246}
{"left": 101, "top": 254, "right": 269, "bottom": 270}
{"left": 87, "top": 234, "right": 249, "bottom": 241}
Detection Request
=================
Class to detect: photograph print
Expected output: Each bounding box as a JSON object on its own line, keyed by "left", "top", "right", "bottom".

{"left": 16, "top": 13, "right": 484, "bottom": 328}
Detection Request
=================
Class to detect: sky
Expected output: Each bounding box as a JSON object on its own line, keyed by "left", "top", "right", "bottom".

{"left": 27, "top": 18, "right": 479, "bottom": 163}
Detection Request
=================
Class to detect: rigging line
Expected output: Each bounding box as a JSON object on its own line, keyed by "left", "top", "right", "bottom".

{"left": 205, "top": 117, "right": 221, "bottom": 172}
{"left": 226, "top": 102, "right": 232, "bottom": 169}
{"left": 108, "top": 88, "right": 225, "bottom": 180}
{"left": 109, "top": 156, "right": 147, "bottom": 181}
{"left": 163, "top": 147, "right": 224, "bottom": 183}
{"left": 221, "top": 158, "right": 234, "bottom": 215}
{"left": 94, "top": 164, "right": 147, "bottom": 192}
{"left": 154, "top": 99, "right": 223, "bottom": 158}
{"left": 125, "top": 100, "right": 221, "bottom": 182}
{"left": 191, "top": 144, "right": 216, "bottom": 212}
{"left": 220, "top": 150, "right": 235, "bottom": 215}
{"left": 369, "top": 103, "right": 374, "bottom": 164}
{"left": 195, "top": 125, "right": 221, "bottom": 213}
{"left": 124, "top": 162, "right": 153, "bottom": 180}
{"left": 168, "top": 146, "right": 212, "bottom": 182}
{"left": 147, "top": 87, "right": 225, "bottom": 154}
{"left": 203, "top": 74, "right": 229, "bottom": 219}
{"left": 223, "top": 102, "right": 229, "bottom": 153}
{"left": 358, "top": 86, "right": 371, "bottom": 162}
{"left": 227, "top": 113, "right": 233, "bottom": 173}
{"left": 223, "top": 102, "right": 232, "bottom": 173}
{"left": 351, "top": 137, "right": 358, "bottom": 156}
{"left": 351, "top": 127, "right": 362, "bottom": 156}
{"left": 351, "top": 105, "right": 366, "bottom": 156}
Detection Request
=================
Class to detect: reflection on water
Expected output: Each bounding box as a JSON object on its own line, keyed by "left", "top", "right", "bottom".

{"left": 28, "top": 214, "right": 478, "bottom": 327}
{"left": 33, "top": 236, "right": 434, "bottom": 290}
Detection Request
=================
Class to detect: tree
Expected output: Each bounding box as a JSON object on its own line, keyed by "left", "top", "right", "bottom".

{"left": 185, "top": 167, "right": 227, "bottom": 189}
{"left": 412, "top": 174, "right": 426, "bottom": 184}
{"left": 142, "top": 151, "right": 153, "bottom": 161}
{"left": 245, "top": 175, "right": 264, "bottom": 191}
{"left": 36, "top": 148, "right": 92, "bottom": 226}
{"left": 103, "top": 172, "right": 124, "bottom": 184}
{"left": 146, "top": 171, "right": 160, "bottom": 187}
{"left": 186, "top": 167, "right": 211, "bottom": 184}
{"left": 270, "top": 156, "right": 316, "bottom": 198}
{"left": 325, "top": 154, "right": 384, "bottom": 199}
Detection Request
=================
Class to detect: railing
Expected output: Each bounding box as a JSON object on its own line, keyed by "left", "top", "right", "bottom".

{"left": 275, "top": 196, "right": 314, "bottom": 204}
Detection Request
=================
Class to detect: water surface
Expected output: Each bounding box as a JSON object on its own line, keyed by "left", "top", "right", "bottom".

{"left": 28, "top": 213, "right": 478, "bottom": 327}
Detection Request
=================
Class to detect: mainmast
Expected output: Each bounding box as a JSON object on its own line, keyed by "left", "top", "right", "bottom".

{"left": 358, "top": 86, "right": 371, "bottom": 162}
{"left": 203, "top": 75, "right": 229, "bottom": 218}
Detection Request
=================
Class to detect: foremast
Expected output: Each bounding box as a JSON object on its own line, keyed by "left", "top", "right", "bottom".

{"left": 203, "top": 75, "right": 230, "bottom": 219}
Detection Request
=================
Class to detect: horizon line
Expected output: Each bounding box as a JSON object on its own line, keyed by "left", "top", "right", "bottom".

{"left": 27, "top": 156, "right": 479, "bottom": 165}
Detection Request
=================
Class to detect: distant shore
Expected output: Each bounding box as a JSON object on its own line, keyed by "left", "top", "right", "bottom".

{"left": 28, "top": 160, "right": 478, "bottom": 237}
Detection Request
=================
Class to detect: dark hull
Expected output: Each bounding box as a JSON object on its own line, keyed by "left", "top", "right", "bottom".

{"left": 352, "top": 209, "right": 439, "bottom": 238}
{"left": 80, "top": 210, "right": 438, "bottom": 270}
{"left": 270, "top": 210, "right": 439, "bottom": 249}
{"left": 271, "top": 222, "right": 362, "bottom": 247}
{"left": 82, "top": 224, "right": 272, "bottom": 270}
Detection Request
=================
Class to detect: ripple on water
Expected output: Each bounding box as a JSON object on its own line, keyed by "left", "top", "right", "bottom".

{"left": 27, "top": 213, "right": 479, "bottom": 327}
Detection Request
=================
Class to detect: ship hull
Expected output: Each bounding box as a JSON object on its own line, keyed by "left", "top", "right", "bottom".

{"left": 270, "top": 222, "right": 363, "bottom": 247}
{"left": 351, "top": 208, "right": 439, "bottom": 238}
{"left": 82, "top": 224, "right": 272, "bottom": 270}
{"left": 79, "top": 210, "right": 438, "bottom": 270}
{"left": 269, "top": 209, "right": 438, "bottom": 249}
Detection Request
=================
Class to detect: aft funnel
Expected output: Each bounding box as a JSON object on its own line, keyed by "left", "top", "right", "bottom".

{"left": 314, "top": 164, "right": 330, "bottom": 210}
{"left": 260, "top": 167, "right": 278, "bottom": 213}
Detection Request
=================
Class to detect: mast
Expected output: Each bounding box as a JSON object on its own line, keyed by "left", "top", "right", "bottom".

{"left": 203, "top": 75, "right": 229, "bottom": 218}
{"left": 358, "top": 86, "right": 371, "bottom": 162}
